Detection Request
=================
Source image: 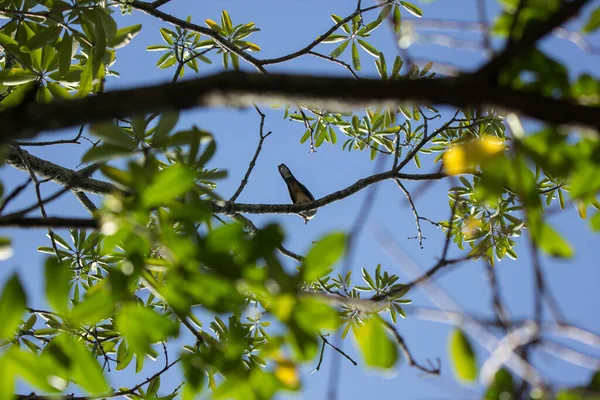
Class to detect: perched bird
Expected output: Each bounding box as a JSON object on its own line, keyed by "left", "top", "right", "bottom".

{"left": 278, "top": 163, "right": 317, "bottom": 224}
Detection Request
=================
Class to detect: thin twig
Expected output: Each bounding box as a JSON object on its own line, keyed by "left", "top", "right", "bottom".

{"left": 485, "top": 262, "right": 511, "bottom": 330}
{"left": 0, "top": 176, "right": 32, "bottom": 214}
{"left": 308, "top": 51, "right": 359, "bottom": 79}
{"left": 15, "top": 125, "right": 85, "bottom": 147}
{"left": 322, "top": 334, "right": 357, "bottom": 366}
{"left": 230, "top": 106, "right": 272, "bottom": 202}
{"left": 382, "top": 319, "right": 441, "bottom": 375}
{"left": 395, "top": 180, "right": 424, "bottom": 248}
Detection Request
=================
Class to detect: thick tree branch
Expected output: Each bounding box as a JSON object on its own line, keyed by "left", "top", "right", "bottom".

{"left": 5, "top": 148, "right": 118, "bottom": 195}
{"left": 0, "top": 216, "right": 98, "bottom": 228}
{"left": 1, "top": 72, "right": 598, "bottom": 143}
{"left": 5, "top": 144, "right": 445, "bottom": 220}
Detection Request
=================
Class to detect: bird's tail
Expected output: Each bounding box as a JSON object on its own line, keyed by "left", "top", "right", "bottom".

{"left": 278, "top": 164, "right": 294, "bottom": 180}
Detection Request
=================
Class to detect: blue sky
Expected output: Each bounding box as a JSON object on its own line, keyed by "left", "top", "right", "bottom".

{"left": 1, "top": 0, "right": 599, "bottom": 398}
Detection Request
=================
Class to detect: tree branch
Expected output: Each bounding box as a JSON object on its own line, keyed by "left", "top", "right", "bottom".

{"left": 229, "top": 106, "right": 271, "bottom": 202}
{"left": 1, "top": 72, "right": 598, "bottom": 143}
{"left": 0, "top": 217, "right": 98, "bottom": 229}
{"left": 382, "top": 319, "right": 441, "bottom": 375}
{"left": 476, "top": 0, "right": 590, "bottom": 79}
{"left": 5, "top": 148, "right": 118, "bottom": 195}
{"left": 212, "top": 170, "right": 446, "bottom": 216}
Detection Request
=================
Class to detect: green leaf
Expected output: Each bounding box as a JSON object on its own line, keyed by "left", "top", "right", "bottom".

{"left": 90, "top": 122, "right": 136, "bottom": 148}
{"left": 351, "top": 40, "right": 361, "bottom": 71}
{"left": 590, "top": 212, "right": 600, "bottom": 231}
{"left": 116, "top": 305, "right": 177, "bottom": 356}
{"left": 329, "top": 40, "right": 349, "bottom": 59}
{"left": 294, "top": 298, "right": 340, "bottom": 333}
{"left": 46, "top": 81, "right": 72, "bottom": 100}
{"left": 400, "top": 1, "right": 423, "bottom": 18}
{"left": 6, "top": 348, "right": 64, "bottom": 392}
{"left": 108, "top": 24, "right": 142, "bottom": 49}
{"left": 116, "top": 340, "right": 134, "bottom": 370}
{"left": 357, "top": 39, "right": 379, "bottom": 57}
{"left": 77, "top": 56, "right": 94, "bottom": 98}
{"left": 377, "top": 4, "right": 393, "bottom": 21}
{"left": 583, "top": 7, "right": 600, "bottom": 33}
{"left": 231, "top": 52, "right": 240, "bottom": 70}
{"left": 95, "top": 8, "right": 118, "bottom": 42}
{"left": 0, "top": 32, "right": 32, "bottom": 68}
{"left": 353, "top": 317, "right": 398, "bottom": 369}
{"left": 322, "top": 34, "right": 348, "bottom": 43}
{"left": 152, "top": 111, "right": 180, "bottom": 146}
{"left": 55, "top": 335, "right": 110, "bottom": 394}
{"left": 146, "top": 44, "right": 171, "bottom": 51}
{"left": 221, "top": 10, "right": 233, "bottom": 33}
{"left": 0, "top": 355, "right": 15, "bottom": 398}
{"left": 301, "top": 232, "right": 345, "bottom": 281}
{"left": 142, "top": 163, "right": 197, "bottom": 208}
{"left": 449, "top": 329, "right": 477, "bottom": 382}
{"left": 24, "top": 26, "right": 62, "bottom": 51}
{"left": 0, "top": 69, "right": 38, "bottom": 86}
{"left": 45, "top": 258, "right": 70, "bottom": 312}
{"left": 148, "top": 376, "right": 161, "bottom": 396}
{"left": 22, "top": 314, "right": 37, "bottom": 332}
{"left": 68, "top": 289, "right": 114, "bottom": 325}
{"left": 485, "top": 368, "right": 514, "bottom": 400}
{"left": 0, "top": 81, "right": 36, "bottom": 109}
{"left": 535, "top": 222, "right": 574, "bottom": 258}
{"left": 0, "top": 274, "right": 27, "bottom": 339}
{"left": 160, "top": 28, "right": 175, "bottom": 45}
{"left": 82, "top": 143, "right": 135, "bottom": 163}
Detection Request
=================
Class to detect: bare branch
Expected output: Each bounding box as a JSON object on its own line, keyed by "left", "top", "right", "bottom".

{"left": 382, "top": 319, "right": 441, "bottom": 375}
{"left": 308, "top": 51, "right": 359, "bottom": 79}
{"left": 395, "top": 180, "right": 424, "bottom": 249}
{"left": 229, "top": 106, "right": 272, "bottom": 202}
{"left": 0, "top": 176, "right": 32, "bottom": 214}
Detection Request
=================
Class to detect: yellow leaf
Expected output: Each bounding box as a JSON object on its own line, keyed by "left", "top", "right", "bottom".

{"left": 205, "top": 19, "right": 219, "bottom": 30}
{"left": 443, "top": 137, "right": 506, "bottom": 175}
{"left": 246, "top": 42, "right": 261, "bottom": 52}
{"left": 274, "top": 359, "right": 300, "bottom": 389}
{"left": 575, "top": 200, "right": 587, "bottom": 219}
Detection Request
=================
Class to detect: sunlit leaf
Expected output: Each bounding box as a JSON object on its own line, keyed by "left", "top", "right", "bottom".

{"left": 449, "top": 329, "right": 477, "bottom": 382}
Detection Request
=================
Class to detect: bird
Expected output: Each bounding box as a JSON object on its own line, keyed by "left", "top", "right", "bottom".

{"left": 278, "top": 163, "right": 317, "bottom": 224}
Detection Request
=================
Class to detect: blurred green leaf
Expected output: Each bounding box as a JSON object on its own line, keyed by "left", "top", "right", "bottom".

{"left": 353, "top": 317, "right": 398, "bottom": 369}
{"left": 142, "top": 163, "right": 196, "bottom": 208}
{"left": 485, "top": 368, "right": 514, "bottom": 399}
{"left": 301, "top": 232, "right": 345, "bottom": 281}
{"left": 116, "top": 305, "right": 177, "bottom": 356}
{"left": 0, "top": 274, "right": 26, "bottom": 339}
{"left": 152, "top": 111, "right": 180, "bottom": 146}
{"left": 109, "top": 24, "right": 142, "bottom": 49}
{"left": 45, "top": 258, "right": 70, "bottom": 312}
{"left": 400, "top": 1, "right": 423, "bottom": 17}
{"left": 583, "top": 7, "right": 600, "bottom": 33}
{"left": 55, "top": 334, "right": 110, "bottom": 394}
{"left": 449, "top": 329, "right": 477, "bottom": 383}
